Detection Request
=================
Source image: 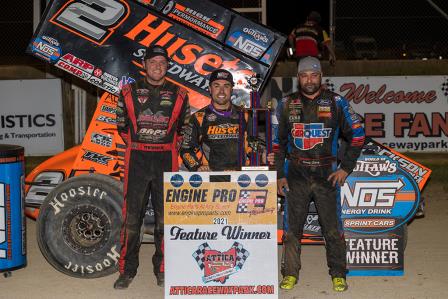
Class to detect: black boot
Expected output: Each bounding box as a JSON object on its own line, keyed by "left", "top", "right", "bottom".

{"left": 113, "top": 274, "right": 133, "bottom": 289}
{"left": 156, "top": 273, "right": 165, "bottom": 287}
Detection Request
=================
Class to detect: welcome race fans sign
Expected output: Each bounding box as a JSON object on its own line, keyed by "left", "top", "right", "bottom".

{"left": 164, "top": 171, "right": 278, "bottom": 299}
{"left": 270, "top": 76, "right": 448, "bottom": 152}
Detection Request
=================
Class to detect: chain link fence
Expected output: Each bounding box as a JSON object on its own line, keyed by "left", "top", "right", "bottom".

{"left": 334, "top": 0, "right": 448, "bottom": 60}
{"left": 0, "top": 2, "right": 34, "bottom": 64}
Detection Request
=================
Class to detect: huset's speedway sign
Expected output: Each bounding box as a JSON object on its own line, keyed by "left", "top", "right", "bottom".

{"left": 28, "top": 0, "right": 286, "bottom": 110}
{"left": 270, "top": 76, "right": 448, "bottom": 152}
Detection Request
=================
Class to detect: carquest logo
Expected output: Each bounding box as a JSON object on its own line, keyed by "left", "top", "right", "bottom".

{"left": 292, "top": 123, "right": 332, "bottom": 150}
{"left": 237, "top": 174, "right": 251, "bottom": 188}
{"left": 189, "top": 174, "right": 202, "bottom": 188}
{"left": 255, "top": 174, "right": 268, "bottom": 187}
{"left": 170, "top": 174, "right": 184, "bottom": 188}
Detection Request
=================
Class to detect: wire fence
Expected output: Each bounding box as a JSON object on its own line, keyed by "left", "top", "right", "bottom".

{"left": 334, "top": 0, "right": 448, "bottom": 60}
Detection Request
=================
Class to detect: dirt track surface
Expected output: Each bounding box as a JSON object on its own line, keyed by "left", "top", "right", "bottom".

{"left": 1, "top": 182, "right": 447, "bottom": 299}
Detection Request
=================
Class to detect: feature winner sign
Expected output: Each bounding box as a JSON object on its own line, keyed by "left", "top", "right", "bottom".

{"left": 164, "top": 171, "right": 277, "bottom": 299}
{"left": 341, "top": 154, "right": 421, "bottom": 276}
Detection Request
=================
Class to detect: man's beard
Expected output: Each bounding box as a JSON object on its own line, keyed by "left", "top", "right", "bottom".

{"left": 300, "top": 82, "right": 321, "bottom": 96}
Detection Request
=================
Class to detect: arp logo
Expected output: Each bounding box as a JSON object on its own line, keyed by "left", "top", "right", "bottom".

{"left": 292, "top": 123, "right": 332, "bottom": 150}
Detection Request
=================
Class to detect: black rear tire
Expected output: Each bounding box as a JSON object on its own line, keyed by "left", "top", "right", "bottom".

{"left": 37, "top": 174, "right": 123, "bottom": 278}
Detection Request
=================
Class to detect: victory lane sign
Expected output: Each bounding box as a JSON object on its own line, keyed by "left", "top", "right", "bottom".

{"left": 164, "top": 171, "right": 278, "bottom": 299}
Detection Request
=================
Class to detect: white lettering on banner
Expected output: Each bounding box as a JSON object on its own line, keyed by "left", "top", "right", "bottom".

{"left": 0, "top": 183, "right": 5, "bottom": 258}
{"left": 353, "top": 160, "right": 397, "bottom": 176}
{"left": 49, "top": 187, "right": 107, "bottom": 215}
{"left": 63, "top": 245, "right": 120, "bottom": 274}
{"left": 341, "top": 180, "right": 404, "bottom": 208}
{"left": 234, "top": 36, "right": 265, "bottom": 57}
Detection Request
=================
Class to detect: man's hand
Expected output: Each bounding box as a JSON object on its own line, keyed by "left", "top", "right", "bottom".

{"left": 327, "top": 169, "right": 348, "bottom": 187}
{"left": 267, "top": 152, "right": 275, "bottom": 165}
{"left": 197, "top": 165, "right": 210, "bottom": 172}
{"left": 277, "top": 178, "right": 289, "bottom": 196}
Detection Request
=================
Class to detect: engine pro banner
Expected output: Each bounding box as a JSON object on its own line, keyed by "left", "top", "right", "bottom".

{"left": 27, "top": 0, "right": 286, "bottom": 110}
{"left": 163, "top": 171, "right": 278, "bottom": 299}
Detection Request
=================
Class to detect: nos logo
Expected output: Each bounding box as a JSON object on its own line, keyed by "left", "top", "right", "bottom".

{"left": 341, "top": 155, "right": 420, "bottom": 233}
{"left": 292, "top": 123, "right": 331, "bottom": 150}
{"left": 227, "top": 33, "right": 266, "bottom": 58}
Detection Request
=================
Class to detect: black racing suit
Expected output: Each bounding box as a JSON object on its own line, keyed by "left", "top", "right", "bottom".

{"left": 274, "top": 89, "right": 365, "bottom": 278}
{"left": 116, "top": 78, "right": 190, "bottom": 278}
{"left": 180, "top": 104, "right": 245, "bottom": 171}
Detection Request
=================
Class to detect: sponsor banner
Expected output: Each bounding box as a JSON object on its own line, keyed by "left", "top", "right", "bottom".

{"left": 164, "top": 171, "right": 277, "bottom": 298}
{"left": 345, "top": 227, "right": 404, "bottom": 276}
{"left": 340, "top": 154, "right": 419, "bottom": 275}
{"left": 0, "top": 79, "right": 64, "bottom": 156}
{"left": 165, "top": 172, "right": 277, "bottom": 225}
{"left": 341, "top": 155, "right": 420, "bottom": 234}
{"left": 270, "top": 76, "right": 448, "bottom": 152}
{"left": 28, "top": 0, "right": 286, "bottom": 110}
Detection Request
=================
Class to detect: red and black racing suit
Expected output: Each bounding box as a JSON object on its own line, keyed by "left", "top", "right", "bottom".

{"left": 180, "top": 104, "right": 244, "bottom": 171}
{"left": 274, "top": 89, "right": 365, "bottom": 279}
{"left": 116, "top": 78, "right": 189, "bottom": 278}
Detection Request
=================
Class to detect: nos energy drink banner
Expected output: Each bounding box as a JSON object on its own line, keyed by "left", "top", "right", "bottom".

{"left": 164, "top": 171, "right": 278, "bottom": 299}
{"left": 27, "top": 0, "right": 286, "bottom": 110}
{"left": 341, "top": 152, "right": 421, "bottom": 276}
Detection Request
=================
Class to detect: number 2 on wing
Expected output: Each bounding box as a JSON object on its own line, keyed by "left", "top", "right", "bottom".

{"left": 50, "top": 0, "right": 129, "bottom": 45}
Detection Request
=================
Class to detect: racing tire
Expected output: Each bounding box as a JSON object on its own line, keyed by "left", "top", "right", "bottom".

{"left": 37, "top": 174, "right": 123, "bottom": 279}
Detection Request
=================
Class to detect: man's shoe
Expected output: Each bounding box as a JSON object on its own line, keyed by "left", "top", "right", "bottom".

{"left": 113, "top": 274, "right": 133, "bottom": 290}
{"left": 332, "top": 277, "right": 348, "bottom": 292}
{"left": 279, "top": 276, "right": 297, "bottom": 290}
{"left": 156, "top": 273, "right": 165, "bottom": 287}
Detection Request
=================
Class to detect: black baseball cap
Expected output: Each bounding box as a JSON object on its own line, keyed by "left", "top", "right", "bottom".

{"left": 209, "top": 69, "right": 234, "bottom": 86}
{"left": 144, "top": 45, "right": 169, "bottom": 61}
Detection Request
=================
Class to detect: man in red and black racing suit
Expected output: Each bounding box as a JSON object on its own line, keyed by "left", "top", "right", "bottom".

{"left": 276, "top": 57, "right": 364, "bottom": 291}
{"left": 114, "top": 45, "right": 190, "bottom": 289}
{"left": 180, "top": 69, "right": 244, "bottom": 172}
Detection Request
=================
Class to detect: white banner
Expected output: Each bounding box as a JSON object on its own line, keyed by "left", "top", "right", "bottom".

{"left": 270, "top": 76, "right": 448, "bottom": 152}
{"left": 0, "top": 79, "right": 64, "bottom": 155}
{"left": 164, "top": 171, "right": 278, "bottom": 299}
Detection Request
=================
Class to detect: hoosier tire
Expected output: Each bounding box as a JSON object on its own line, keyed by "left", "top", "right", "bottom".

{"left": 37, "top": 174, "right": 123, "bottom": 278}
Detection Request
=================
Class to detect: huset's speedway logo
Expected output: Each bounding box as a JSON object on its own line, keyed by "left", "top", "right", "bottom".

{"left": 292, "top": 123, "right": 332, "bottom": 150}
{"left": 192, "top": 242, "right": 249, "bottom": 283}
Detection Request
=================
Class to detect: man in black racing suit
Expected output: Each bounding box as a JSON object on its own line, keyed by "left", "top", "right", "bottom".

{"left": 276, "top": 57, "right": 365, "bottom": 291}
{"left": 180, "top": 69, "right": 244, "bottom": 171}
{"left": 114, "top": 45, "right": 190, "bottom": 289}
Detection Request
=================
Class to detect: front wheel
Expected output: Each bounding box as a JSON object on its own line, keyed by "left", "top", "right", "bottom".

{"left": 37, "top": 174, "right": 123, "bottom": 278}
